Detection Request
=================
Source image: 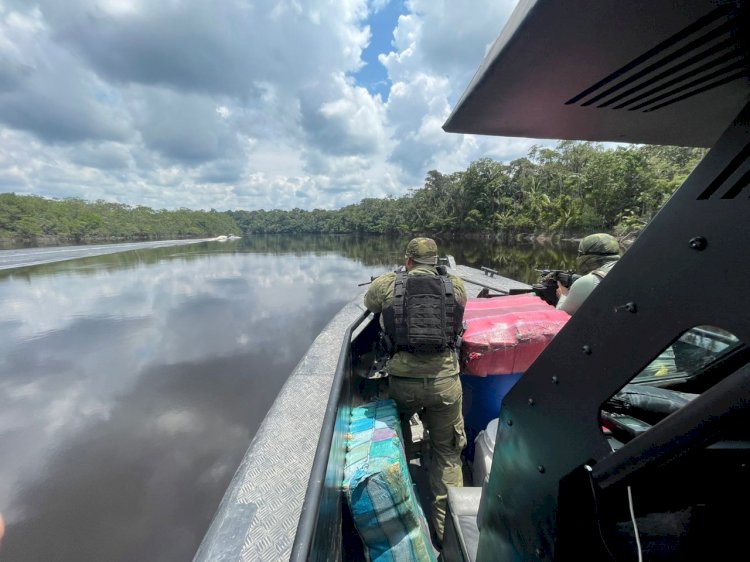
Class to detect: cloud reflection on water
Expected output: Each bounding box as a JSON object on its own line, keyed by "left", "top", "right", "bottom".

{"left": 0, "top": 246, "right": 381, "bottom": 561}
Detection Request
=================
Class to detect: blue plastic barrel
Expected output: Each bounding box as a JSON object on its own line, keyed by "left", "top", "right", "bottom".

{"left": 460, "top": 373, "right": 522, "bottom": 460}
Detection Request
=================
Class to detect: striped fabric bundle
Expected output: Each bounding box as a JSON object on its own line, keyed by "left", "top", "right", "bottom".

{"left": 343, "top": 399, "right": 437, "bottom": 562}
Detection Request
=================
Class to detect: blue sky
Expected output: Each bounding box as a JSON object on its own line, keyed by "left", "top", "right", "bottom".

{"left": 355, "top": 0, "right": 404, "bottom": 98}
{"left": 0, "top": 0, "right": 532, "bottom": 211}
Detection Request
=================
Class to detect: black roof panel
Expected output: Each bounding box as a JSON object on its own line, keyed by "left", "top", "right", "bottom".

{"left": 443, "top": 0, "right": 749, "bottom": 147}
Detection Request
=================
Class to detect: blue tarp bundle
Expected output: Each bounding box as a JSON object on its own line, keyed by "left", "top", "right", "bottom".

{"left": 343, "top": 399, "right": 437, "bottom": 562}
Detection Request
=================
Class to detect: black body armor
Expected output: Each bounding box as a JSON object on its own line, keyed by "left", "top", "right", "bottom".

{"left": 382, "top": 271, "right": 464, "bottom": 353}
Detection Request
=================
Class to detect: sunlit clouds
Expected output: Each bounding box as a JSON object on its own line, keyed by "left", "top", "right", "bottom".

{"left": 0, "top": 0, "right": 526, "bottom": 211}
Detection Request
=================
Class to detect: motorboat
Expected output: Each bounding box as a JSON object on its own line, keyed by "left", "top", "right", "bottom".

{"left": 195, "top": 1, "right": 749, "bottom": 560}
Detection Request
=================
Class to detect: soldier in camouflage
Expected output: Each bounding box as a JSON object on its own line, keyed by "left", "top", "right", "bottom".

{"left": 364, "top": 237, "right": 467, "bottom": 543}
{"left": 558, "top": 233, "right": 678, "bottom": 376}
{"left": 556, "top": 233, "right": 621, "bottom": 314}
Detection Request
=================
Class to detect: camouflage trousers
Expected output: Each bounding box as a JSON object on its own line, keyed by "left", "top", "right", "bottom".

{"left": 388, "top": 374, "right": 467, "bottom": 541}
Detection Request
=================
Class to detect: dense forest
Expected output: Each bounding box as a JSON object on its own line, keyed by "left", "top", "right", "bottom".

{"left": 0, "top": 195, "right": 241, "bottom": 242}
{"left": 0, "top": 141, "right": 706, "bottom": 243}
{"left": 230, "top": 142, "right": 705, "bottom": 238}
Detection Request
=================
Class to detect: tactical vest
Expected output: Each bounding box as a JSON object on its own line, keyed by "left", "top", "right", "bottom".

{"left": 591, "top": 264, "right": 612, "bottom": 281}
{"left": 382, "top": 271, "right": 464, "bottom": 353}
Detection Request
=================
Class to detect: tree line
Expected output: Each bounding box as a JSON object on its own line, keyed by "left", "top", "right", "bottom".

{"left": 230, "top": 141, "right": 705, "bottom": 238}
{"left": 0, "top": 141, "right": 706, "bottom": 243}
{"left": 0, "top": 195, "right": 241, "bottom": 242}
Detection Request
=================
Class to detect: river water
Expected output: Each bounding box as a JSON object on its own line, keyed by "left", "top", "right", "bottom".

{"left": 0, "top": 234, "right": 577, "bottom": 561}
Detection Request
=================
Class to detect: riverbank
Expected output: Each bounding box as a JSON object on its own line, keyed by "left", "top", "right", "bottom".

{"left": 1, "top": 229, "right": 638, "bottom": 255}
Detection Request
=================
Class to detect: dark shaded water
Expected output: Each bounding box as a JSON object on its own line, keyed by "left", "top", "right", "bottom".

{"left": 0, "top": 234, "right": 576, "bottom": 561}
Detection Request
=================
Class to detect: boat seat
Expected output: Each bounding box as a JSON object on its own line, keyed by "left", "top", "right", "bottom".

{"left": 441, "top": 487, "right": 482, "bottom": 562}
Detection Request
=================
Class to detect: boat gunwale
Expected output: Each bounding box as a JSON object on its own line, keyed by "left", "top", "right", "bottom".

{"left": 289, "top": 310, "right": 371, "bottom": 562}
{"left": 192, "top": 298, "right": 370, "bottom": 562}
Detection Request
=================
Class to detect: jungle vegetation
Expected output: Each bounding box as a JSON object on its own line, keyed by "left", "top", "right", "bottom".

{"left": 0, "top": 141, "right": 706, "bottom": 243}
{"left": 0, "top": 195, "right": 241, "bottom": 242}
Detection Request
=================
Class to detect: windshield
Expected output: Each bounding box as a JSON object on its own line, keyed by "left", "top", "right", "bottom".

{"left": 634, "top": 325, "right": 742, "bottom": 385}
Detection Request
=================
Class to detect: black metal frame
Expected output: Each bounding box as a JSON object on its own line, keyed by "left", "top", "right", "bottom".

{"left": 477, "top": 103, "right": 750, "bottom": 560}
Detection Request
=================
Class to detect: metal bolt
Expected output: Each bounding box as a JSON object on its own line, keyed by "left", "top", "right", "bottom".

{"left": 538, "top": 465, "right": 545, "bottom": 474}
{"left": 689, "top": 236, "right": 707, "bottom": 251}
{"left": 536, "top": 547, "right": 545, "bottom": 558}
{"left": 528, "top": 398, "right": 535, "bottom": 406}
{"left": 582, "top": 345, "right": 592, "bottom": 355}
{"left": 507, "top": 419, "right": 513, "bottom": 426}
{"left": 614, "top": 302, "right": 637, "bottom": 313}
{"left": 551, "top": 376, "right": 559, "bottom": 384}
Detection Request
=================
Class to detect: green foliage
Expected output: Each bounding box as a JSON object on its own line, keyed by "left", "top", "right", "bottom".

{"left": 0, "top": 193, "right": 241, "bottom": 242}
{"left": 0, "top": 141, "right": 706, "bottom": 243}
{"left": 226, "top": 141, "right": 703, "bottom": 237}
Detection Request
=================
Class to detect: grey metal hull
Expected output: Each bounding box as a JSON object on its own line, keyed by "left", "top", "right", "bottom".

{"left": 194, "top": 264, "right": 526, "bottom": 561}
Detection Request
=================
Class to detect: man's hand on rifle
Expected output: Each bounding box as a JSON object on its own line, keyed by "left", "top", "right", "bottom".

{"left": 556, "top": 280, "right": 569, "bottom": 300}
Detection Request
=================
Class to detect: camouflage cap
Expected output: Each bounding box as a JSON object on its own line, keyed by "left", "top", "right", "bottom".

{"left": 405, "top": 237, "right": 438, "bottom": 265}
{"left": 578, "top": 233, "right": 621, "bottom": 256}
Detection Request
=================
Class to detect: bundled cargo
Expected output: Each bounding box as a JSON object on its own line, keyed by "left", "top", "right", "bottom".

{"left": 459, "top": 295, "right": 570, "bottom": 459}
{"left": 462, "top": 293, "right": 556, "bottom": 322}
{"left": 461, "top": 295, "right": 570, "bottom": 376}
{"left": 343, "top": 399, "right": 437, "bottom": 562}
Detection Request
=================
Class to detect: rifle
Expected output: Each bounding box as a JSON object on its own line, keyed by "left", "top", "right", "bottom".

{"left": 498, "top": 268, "right": 580, "bottom": 306}
{"left": 529, "top": 268, "right": 580, "bottom": 306}
{"left": 535, "top": 268, "right": 580, "bottom": 290}
{"left": 358, "top": 275, "right": 379, "bottom": 287}
{"left": 358, "top": 256, "right": 453, "bottom": 286}
{"left": 358, "top": 265, "right": 407, "bottom": 287}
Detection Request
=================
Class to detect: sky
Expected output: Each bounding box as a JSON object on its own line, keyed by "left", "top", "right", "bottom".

{"left": 0, "top": 0, "right": 540, "bottom": 211}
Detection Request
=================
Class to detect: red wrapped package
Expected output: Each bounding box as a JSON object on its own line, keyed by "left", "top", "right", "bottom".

{"left": 460, "top": 295, "right": 570, "bottom": 377}
{"left": 462, "top": 293, "right": 553, "bottom": 321}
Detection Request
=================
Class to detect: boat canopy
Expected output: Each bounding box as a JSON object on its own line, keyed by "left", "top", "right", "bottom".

{"left": 441, "top": 3, "right": 750, "bottom": 561}
{"left": 443, "top": 0, "right": 749, "bottom": 147}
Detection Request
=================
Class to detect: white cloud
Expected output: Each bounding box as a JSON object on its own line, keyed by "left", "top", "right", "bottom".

{"left": 0, "top": 7, "right": 132, "bottom": 142}
{"left": 0, "top": 0, "right": 533, "bottom": 211}
{"left": 302, "top": 73, "right": 388, "bottom": 157}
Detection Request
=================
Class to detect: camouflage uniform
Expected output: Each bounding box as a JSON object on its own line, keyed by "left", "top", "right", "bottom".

{"left": 364, "top": 237, "right": 467, "bottom": 541}
{"left": 557, "top": 233, "right": 621, "bottom": 315}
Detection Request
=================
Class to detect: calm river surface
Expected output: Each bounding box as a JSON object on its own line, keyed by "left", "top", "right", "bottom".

{"left": 0, "top": 234, "right": 576, "bottom": 561}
